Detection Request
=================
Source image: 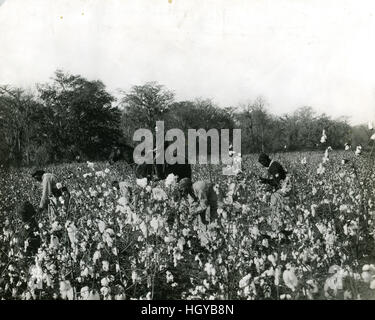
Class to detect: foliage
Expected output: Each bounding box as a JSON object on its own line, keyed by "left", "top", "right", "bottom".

{"left": 0, "top": 72, "right": 372, "bottom": 167}
{"left": 0, "top": 71, "right": 122, "bottom": 166}
{"left": 38, "top": 70, "right": 122, "bottom": 161}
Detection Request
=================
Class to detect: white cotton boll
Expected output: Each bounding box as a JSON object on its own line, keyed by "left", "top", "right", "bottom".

{"left": 204, "top": 263, "right": 216, "bottom": 277}
{"left": 182, "top": 228, "right": 190, "bottom": 237}
{"left": 102, "top": 260, "right": 109, "bottom": 272}
{"left": 112, "top": 247, "right": 118, "bottom": 256}
{"left": 81, "top": 267, "right": 89, "bottom": 277}
{"left": 177, "top": 237, "right": 186, "bottom": 252}
{"left": 59, "top": 280, "right": 74, "bottom": 300}
{"left": 117, "top": 196, "right": 129, "bottom": 206}
{"left": 93, "top": 250, "right": 101, "bottom": 263}
{"left": 362, "top": 264, "right": 371, "bottom": 271}
{"left": 136, "top": 178, "right": 148, "bottom": 188}
{"left": 139, "top": 221, "right": 148, "bottom": 237}
{"left": 89, "top": 188, "right": 98, "bottom": 197}
{"left": 98, "top": 220, "right": 106, "bottom": 233}
{"left": 152, "top": 187, "right": 168, "bottom": 201}
{"left": 239, "top": 274, "right": 251, "bottom": 288}
{"left": 97, "top": 242, "right": 104, "bottom": 250}
{"left": 105, "top": 228, "right": 114, "bottom": 236}
{"left": 150, "top": 217, "right": 159, "bottom": 232}
{"left": 267, "top": 254, "right": 276, "bottom": 266}
{"left": 262, "top": 238, "right": 269, "bottom": 248}
{"left": 51, "top": 221, "right": 61, "bottom": 232}
{"left": 66, "top": 223, "right": 78, "bottom": 245}
{"left": 361, "top": 271, "right": 372, "bottom": 283}
{"left": 355, "top": 146, "right": 362, "bottom": 156}
{"left": 87, "top": 161, "right": 95, "bottom": 169}
{"left": 166, "top": 271, "right": 174, "bottom": 283}
{"left": 283, "top": 269, "right": 298, "bottom": 292}
{"left": 164, "top": 235, "right": 174, "bottom": 243}
{"left": 101, "top": 277, "right": 109, "bottom": 287}
{"left": 80, "top": 286, "right": 90, "bottom": 300}
{"left": 371, "top": 133, "right": 375, "bottom": 140}
{"left": 165, "top": 174, "right": 178, "bottom": 187}
{"left": 95, "top": 171, "right": 105, "bottom": 178}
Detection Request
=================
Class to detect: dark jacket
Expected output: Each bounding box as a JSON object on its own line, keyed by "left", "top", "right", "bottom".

{"left": 135, "top": 162, "right": 191, "bottom": 182}
{"left": 260, "top": 160, "right": 287, "bottom": 190}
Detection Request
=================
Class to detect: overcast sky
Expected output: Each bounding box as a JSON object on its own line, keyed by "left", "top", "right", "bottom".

{"left": 1, "top": 0, "right": 375, "bottom": 125}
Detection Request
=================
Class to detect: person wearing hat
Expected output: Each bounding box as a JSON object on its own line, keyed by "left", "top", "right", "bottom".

{"left": 258, "top": 153, "right": 293, "bottom": 239}
{"left": 258, "top": 152, "right": 287, "bottom": 191}
{"left": 226, "top": 169, "right": 253, "bottom": 205}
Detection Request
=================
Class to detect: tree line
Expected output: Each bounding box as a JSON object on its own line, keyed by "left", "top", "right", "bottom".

{"left": 0, "top": 70, "right": 372, "bottom": 167}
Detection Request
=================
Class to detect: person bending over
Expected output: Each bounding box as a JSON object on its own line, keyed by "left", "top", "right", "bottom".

{"left": 258, "top": 152, "right": 287, "bottom": 191}
{"left": 177, "top": 178, "right": 218, "bottom": 225}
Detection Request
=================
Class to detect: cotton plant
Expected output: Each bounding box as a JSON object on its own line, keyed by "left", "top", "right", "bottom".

{"left": 1, "top": 152, "right": 375, "bottom": 300}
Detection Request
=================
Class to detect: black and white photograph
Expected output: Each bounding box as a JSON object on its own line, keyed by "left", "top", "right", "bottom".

{"left": 1, "top": 0, "right": 375, "bottom": 305}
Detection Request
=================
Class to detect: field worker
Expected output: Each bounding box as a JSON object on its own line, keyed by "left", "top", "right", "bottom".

{"left": 226, "top": 170, "right": 250, "bottom": 204}
{"left": 258, "top": 152, "right": 287, "bottom": 191}
{"left": 17, "top": 201, "right": 41, "bottom": 257}
{"left": 258, "top": 153, "right": 292, "bottom": 234}
{"left": 31, "top": 170, "right": 69, "bottom": 221}
{"left": 177, "top": 178, "right": 220, "bottom": 247}
{"left": 177, "top": 178, "right": 219, "bottom": 225}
